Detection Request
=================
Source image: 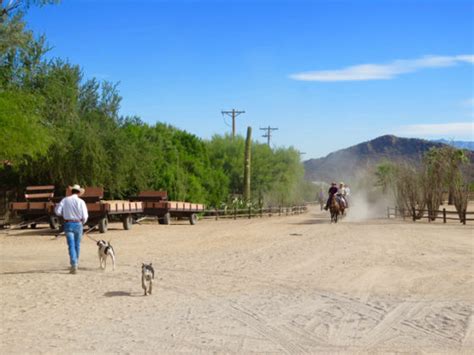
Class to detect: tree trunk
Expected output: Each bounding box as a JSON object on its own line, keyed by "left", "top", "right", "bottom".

{"left": 448, "top": 186, "right": 454, "bottom": 205}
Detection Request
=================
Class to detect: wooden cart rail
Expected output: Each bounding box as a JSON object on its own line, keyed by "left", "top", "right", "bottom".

{"left": 10, "top": 202, "right": 54, "bottom": 211}
{"left": 136, "top": 191, "right": 168, "bottom": 201}
{"left": 21, "top": 185, "right": 55, "bottom": 202}
{"left": 86, "top": 201, "right": 144, "bottom": 214}
{"left": 24, "top": 185, "right": 55, "bottom": 192}
{"left": 143, "top": 201, "right": 204, "bottom": 211}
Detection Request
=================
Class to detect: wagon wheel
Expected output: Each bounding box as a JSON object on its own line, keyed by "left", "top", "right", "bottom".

{"left": 99, "top": 217, "right": 108, "bottom": 233}
{"left": 49, "top": 216, "right": 60, "bottom": 230}
{"left": 161, "top": 212, "right": 171, "bottom": 225}
{"left": 189, "top": 213, "right": 197, "bottom": 225}
{"left": 122, "top": 215, "right": 132, "bottom": 230}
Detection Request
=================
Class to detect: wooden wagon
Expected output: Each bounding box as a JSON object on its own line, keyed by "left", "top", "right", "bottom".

{"left": 9, "top": 185, "right": 60, "bottom": 229}
{"left": 65, "top": 187, "right": 144, "bottom": 233}
{"left": 132, "top": 190, "right": 205, "bottom": 225}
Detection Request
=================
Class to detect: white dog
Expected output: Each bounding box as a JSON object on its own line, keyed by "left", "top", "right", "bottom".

{"left": 97, "top": 240, "right": 116, "bottom": 271}
{"left": 141, "top": 263, "right": 154, "bottom": 296}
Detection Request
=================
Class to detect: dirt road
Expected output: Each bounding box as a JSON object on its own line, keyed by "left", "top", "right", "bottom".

{"left": 1, "top": 207, "right": 472, "bottom": 353}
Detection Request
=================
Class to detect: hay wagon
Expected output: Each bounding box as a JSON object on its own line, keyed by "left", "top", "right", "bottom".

{"left": 67, "top": 187, "right": 144, "bottom": 233}
{"left": 132, "top": 190, "right": 204, "bottom": 225}
{"left": 9, "top": 185, "right": 60, "bottom": 229}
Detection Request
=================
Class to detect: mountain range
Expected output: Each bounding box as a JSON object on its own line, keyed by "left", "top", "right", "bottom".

{"left": 304, "top": 135, "right": 474, "bottom": 183}
{"left": 432, "top": 139, "right": 474, "bottom": 151}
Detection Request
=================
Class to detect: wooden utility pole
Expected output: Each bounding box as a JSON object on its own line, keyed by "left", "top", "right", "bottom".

{"left": 222, "top": 109, "right": 245, "bottom": 137}
{"left": 260, "top": 126, "right": 278, "bottom": 146}
{"left": 243, "top": 126, "right": 252, "bottom": 202}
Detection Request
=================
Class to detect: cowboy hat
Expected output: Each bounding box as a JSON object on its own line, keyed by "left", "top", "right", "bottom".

{"left": 70, "top": 184, "right": 85, "bottom": 195}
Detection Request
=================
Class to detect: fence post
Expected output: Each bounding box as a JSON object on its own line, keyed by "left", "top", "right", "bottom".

{"left": 443, "top": 208, "right": 446, "bottom": 223}
{"left": 412, "top": 207, "right": 416, "bottom": 222}
{"left": 279, "top": 206, "right": 281, "bottom": 216}
{"left": 248, "top": 206, "right": 252, "bottom": 219}
{"left": 463, "top": 210, "right": 467, "bottom": 225}
{"left": 402, "top": 208, "right": 405, "bottom": 221}
{"left": 234, "top": 207, "right": 237, "bottom": 220}
{"left": 395, "top": 207, "right": 398, "bottom": 218}
{"left": 260, "top": 206, "right": 263, "bottom": 218}
{"left": 215, "top": 208, "right": 219, "bottom": 221}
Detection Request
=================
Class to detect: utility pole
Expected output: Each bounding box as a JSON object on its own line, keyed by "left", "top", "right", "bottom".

{"left": 221, "top": 109, "right": 245, "bottom": 137}
{"left": 260, "top": 126, "right": 278, "bottom": 146}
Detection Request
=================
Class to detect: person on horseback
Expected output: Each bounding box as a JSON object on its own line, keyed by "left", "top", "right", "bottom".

{"left": 345, "top": 184, "right": 351, "bottom": 207}
{"left": 337, "top": 182, "right": 348, "bottom": 208}
{"left": 324, "top": 182, "right": 338, "bottom": 210}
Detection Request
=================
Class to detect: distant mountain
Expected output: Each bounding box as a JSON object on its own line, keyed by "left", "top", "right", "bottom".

{"left": 304, "top": 135, "right": 474, "bottom": 183}
{"left": 432, "top": 139, "right": 474, "bottom": 151}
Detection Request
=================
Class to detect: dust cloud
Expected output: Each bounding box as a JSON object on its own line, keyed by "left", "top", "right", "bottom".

{"left": 345, "top": 190, "right": 390, "bottom": 221}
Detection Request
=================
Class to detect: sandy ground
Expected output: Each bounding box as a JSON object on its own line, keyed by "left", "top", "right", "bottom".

{"left": 1, "top": 207, "right": 473, "bottom": 354}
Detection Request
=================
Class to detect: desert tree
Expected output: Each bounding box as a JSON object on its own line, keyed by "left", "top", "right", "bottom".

{"left": 423, "top": 146, "right": 468, "bottom": 220}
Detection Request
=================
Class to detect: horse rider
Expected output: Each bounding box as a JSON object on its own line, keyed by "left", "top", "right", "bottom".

{"left": 324, "top": 182, "right": 339, "bottom": 210}
{"left": 337, "top": 182, "right": 348, "bottom": 208}
{"left": 344, "top": 184, "right": 351, "bottom": 206}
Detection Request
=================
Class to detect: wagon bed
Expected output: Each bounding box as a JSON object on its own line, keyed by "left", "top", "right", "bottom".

{"left": 66, "top": 187, "right": 143, "bottom": 233}
{"left": 133, "top": 191, "right": 204, "bottom": 225}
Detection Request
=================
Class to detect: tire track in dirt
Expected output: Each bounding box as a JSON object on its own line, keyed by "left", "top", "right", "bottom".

{"left": 228, "top": 303, "right": 307, "bottom": 354}
{"left": 462, "top": 312, "right": 474, "bottom": 351}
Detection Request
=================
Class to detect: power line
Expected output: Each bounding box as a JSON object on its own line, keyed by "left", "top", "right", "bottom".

{"left": 260, "top": 126, "right": 278, "bottom": 146}
{"left": 221, "top": 109, "right": 245, "bottom": 137}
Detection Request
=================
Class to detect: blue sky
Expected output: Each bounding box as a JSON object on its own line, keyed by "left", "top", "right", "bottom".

{"left": 26, "top": 0, "right": 473, "bottom": 158}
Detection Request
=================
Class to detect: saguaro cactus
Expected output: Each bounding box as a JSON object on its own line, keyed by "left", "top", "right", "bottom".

{"left": 243, "top": 126, "right": 252, "bottom": 202}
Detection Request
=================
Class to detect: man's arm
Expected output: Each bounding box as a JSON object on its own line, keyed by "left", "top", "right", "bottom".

{"left": 55, "top": 199, "right": 64, "bottom": 217}
{"left": 81, "top": 200, "right": 88, "bottom": 224}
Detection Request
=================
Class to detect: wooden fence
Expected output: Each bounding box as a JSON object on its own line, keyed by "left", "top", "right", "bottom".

{"left": 386, "top": 206, "right": 473, "bottom": 225}
{"left": 201, "top": 205, "right": 308, "bottom": 220}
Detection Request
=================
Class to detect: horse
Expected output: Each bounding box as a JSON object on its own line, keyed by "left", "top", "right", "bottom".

{"left": 329, "top": 194, "right": 345, "bottom": 223}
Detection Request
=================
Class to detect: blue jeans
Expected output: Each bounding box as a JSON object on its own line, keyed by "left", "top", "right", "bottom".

{"left": 64, "top": 222, "right": 83, "bottom": 267}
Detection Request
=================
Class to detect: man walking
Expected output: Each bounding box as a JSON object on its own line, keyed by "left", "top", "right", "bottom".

{"left": 55, "top": 184, "right": 88, "bottom": 274}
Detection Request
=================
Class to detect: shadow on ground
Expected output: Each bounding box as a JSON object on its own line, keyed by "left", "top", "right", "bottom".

{"left": 104, "top": 291, "right": 142, "bottom": 298}
{"left": 0, "top": 268, "right": 68, "bottom": 275}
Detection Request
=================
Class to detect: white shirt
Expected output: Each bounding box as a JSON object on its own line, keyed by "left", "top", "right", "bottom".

{"left": 55, "top": 194, "right": 88, "bottom": 224}
{"left": 345, "top": 187, "right": 351, "bottom": 196}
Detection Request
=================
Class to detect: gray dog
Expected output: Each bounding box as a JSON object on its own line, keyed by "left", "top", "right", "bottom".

{"left": 141, "top": 263, "right": 155, "bottom": 296}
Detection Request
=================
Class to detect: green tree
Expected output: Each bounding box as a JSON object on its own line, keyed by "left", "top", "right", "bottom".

{"left": 0, "top": 90, "right": 50, "bottom": 163}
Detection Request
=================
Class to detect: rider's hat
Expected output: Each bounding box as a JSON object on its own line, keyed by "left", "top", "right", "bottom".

{"left": 331, "top": 181, "right": 336, "bottom": 185}
{"left": 339, "top": 181, "right": 344, "bottom": 185}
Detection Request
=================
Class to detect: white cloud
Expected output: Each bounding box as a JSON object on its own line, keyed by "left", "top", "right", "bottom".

{"left": 397, "top": 122, "right": 474, "bottom": 138}
{"left": 290, "top": 55, "right": 474, "bottom": 82}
